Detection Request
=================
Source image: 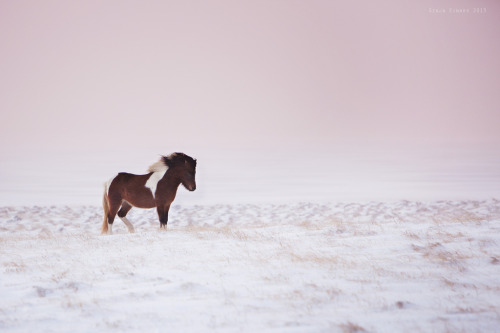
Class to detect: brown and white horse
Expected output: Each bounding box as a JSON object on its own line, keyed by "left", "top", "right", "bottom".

{"left": 101, "top": 152, "right": 197, "bottom": 234}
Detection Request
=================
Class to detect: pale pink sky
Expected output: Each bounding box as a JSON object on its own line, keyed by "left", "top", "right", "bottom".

{"left": 1, "top": 0, "right": 499, "bottom": 153}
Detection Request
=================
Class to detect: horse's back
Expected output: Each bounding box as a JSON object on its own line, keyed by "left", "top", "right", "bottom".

{"left": 116, "top": 172, "right": 150, "bottom": 181}
{"left": 109, "top": 172, "right": 156, "bottom": 208}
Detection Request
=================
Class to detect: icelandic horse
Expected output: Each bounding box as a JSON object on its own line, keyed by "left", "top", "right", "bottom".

{"left": 102, "top": 152, "right": 197, "bottom": 234}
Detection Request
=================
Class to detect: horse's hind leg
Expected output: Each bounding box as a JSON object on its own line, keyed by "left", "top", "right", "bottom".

{"left": 117, "top": 201, "right": 135, "bottom": 233}
{"left": 106, "top": 196, "right": 122, "bottom": 235}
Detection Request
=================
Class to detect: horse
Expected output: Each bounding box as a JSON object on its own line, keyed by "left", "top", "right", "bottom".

{"left": 101, "top": 152, "right": 197, "bottom": 234}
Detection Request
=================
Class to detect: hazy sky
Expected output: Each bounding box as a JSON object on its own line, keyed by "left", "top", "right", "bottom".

{"left": 1, "top": 0, "right": 500, "bottom": 154}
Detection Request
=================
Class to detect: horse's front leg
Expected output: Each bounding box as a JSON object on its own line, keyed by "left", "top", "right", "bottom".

{"left": 157, "top": 205, "right": 170, "bottom": 229}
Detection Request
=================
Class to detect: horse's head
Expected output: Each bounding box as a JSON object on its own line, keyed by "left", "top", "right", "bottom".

{"left": 163, "top": 153, "right": 197, "bottom": 192}
{"left": 180, "top": 157, "right": 197, "bottom": 191}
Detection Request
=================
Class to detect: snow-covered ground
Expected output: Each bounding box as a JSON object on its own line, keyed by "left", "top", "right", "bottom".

{"left": 1, "top": 146, "right": 500, "bottom": 331}
{"left": 1, "top": 200, "right": 500, "bottom": 332}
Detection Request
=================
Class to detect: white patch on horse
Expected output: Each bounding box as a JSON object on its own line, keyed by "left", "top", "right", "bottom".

{"left": 120, "top": 217, "right": 135, "bottom": 233}
{"left": 145, "top": 161, "right": 168, "bottom": 198}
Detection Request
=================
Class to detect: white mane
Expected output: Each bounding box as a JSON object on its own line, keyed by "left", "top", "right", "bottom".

{"left": 147, "top": 159, "right": 168, "bottom": 173}
{"left": 146, "top": 158, "right": 169, "bottom": 198}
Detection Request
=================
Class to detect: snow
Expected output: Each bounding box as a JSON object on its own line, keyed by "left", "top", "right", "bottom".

{"left": 1, "top": 200, "right": 500, "bottom": 332}
{"left": 1, "top": 145, "right": 499, "bottom": 331}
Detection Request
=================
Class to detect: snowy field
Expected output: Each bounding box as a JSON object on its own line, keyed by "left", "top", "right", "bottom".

{"left": 1, "top": 200, "right": 500, "bottom": 332}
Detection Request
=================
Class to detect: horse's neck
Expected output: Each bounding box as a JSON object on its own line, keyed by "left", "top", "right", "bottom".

{"left": 163, "top": 171, "right": 181, "bottom": 190}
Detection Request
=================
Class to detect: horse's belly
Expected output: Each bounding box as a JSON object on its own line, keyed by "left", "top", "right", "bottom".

{"left": 123, "top": 188, "right": 156, "bottom": 209}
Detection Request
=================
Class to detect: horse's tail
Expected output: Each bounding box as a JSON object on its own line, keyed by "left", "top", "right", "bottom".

{"left": 101, "top": 184, "right": 110, "bottom": 234}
